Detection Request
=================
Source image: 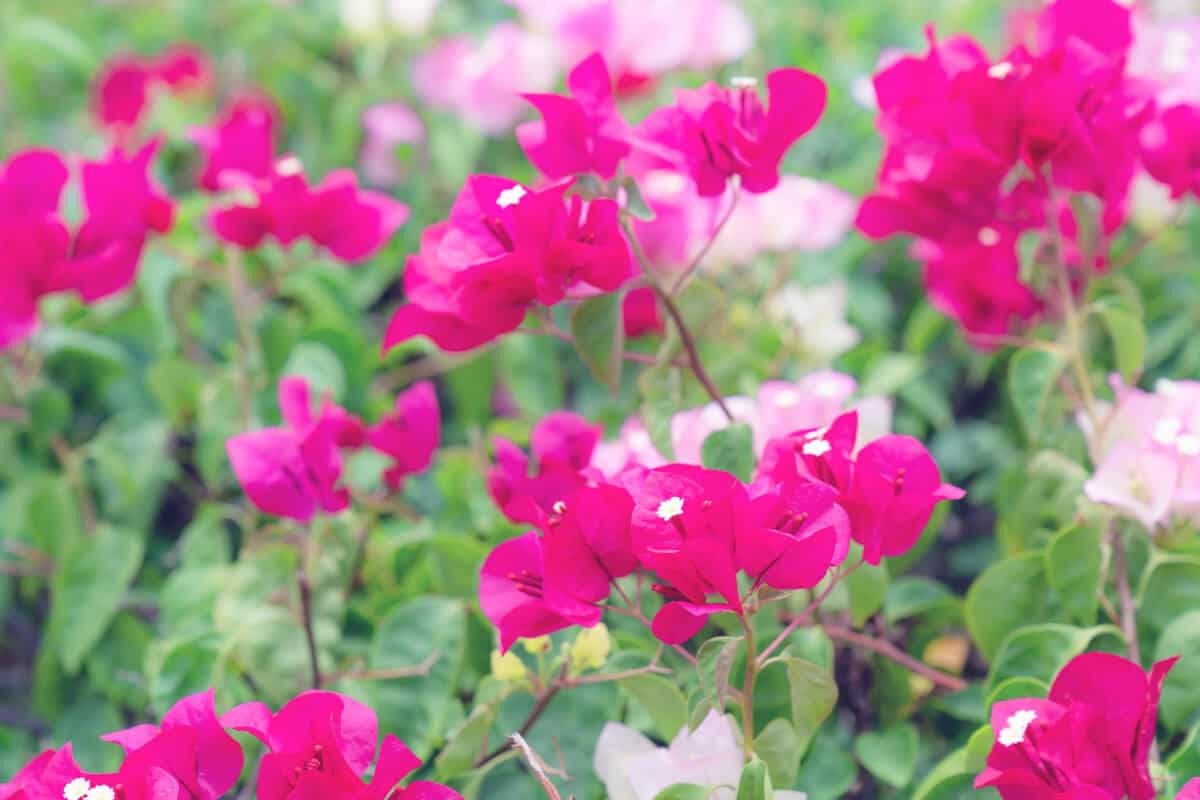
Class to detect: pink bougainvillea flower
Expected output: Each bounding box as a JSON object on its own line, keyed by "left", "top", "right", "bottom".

{"left": 210, "top": 159, "right": 408, "bottom": 263}
{"left": 479, "top": 531, "right": 604, "bottom": 651}
{"left": 1084, "top": 441, "right": 1178, "bottom": 532}
{"left": 1180, "top": 779, "right": 1200, "bottom": 800}
{"left": 383, "top": 176, "right": 631, "bottom": 354}
{"left": 845, "top": 434, "right": 964, "bottom": 564}
{"left": 543, "top": 484, "right": 637, "bottom": 603}
{"left": 976, "top": 653, "right": 1177, "bottom": 800}
{"left": 225, "top": 691, "right": 458, "bottom": 800}
{"left": 630, "top": 465, "right": 747, "bottom": 642}
{"left": 0, "top": 749, "right": 55, "bottom": 800}
{"left": 92, "top": 44, "right": 212, "bottom": 133}
{"left": 1140, "top": 103, "right": 1200, "bottom": 200}
{"left": 412, "top": 23, "right": 558, "bottom": 134}
{"left": 658, "top": 68, "right": 827, "bottom": 196}
{"left": 360, "top": 102, "right": 425, "bottom": 187}
{"left": 488, "top": 411, "right": 602, "bottom": 525}
{"left": 756, "top": 411, "right": 861, "bottom": 493}
{"left": 737, "top": 480, "right": 847, "bottom": 590}
{"left": 367, "top": 381, "right": 441, "bottom": 491}
{"left": 517, "top": 52, "right": 631, "bottom": 180}
{"left": 621, "top": 286, "right": 663, "bottom": 338}
{"left": 100, "top": 689, "right": 244, "bottom": 800}
{"left": 226, "top": 376, "right": 357, "bottom": 522}
{"left": 192, "top": 97, "right": 279, "bottom": 191}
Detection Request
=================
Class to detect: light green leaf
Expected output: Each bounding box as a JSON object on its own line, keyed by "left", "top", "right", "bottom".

{"left": 1097, "top": 305, "right": 1147, "bottom": 382}
{"left": 700, "top": 425, "right": 755, "bottom": 483}
{"left": 1008, "top": 349, "right": 1067, "bottom": 442}
{"left": 736, "top": 757, "right": 772, "bottom": 800}
{"left": 653, "top": 785, "right": 711, "bottom": 800}
{"left": 620, "top": 673, "right": 688, "bottom": 742}
{"left": 965, "top": 553, "right": 1048, "bottom": 661}
{"left": 847, "top": 561, "right": 889, "bottom": 627}
{"left": 854, "top": 722, "right": 919, "bottom": 788}
{"left": 47, "top": 524, "right": 146, "bottom": 674}
{"left": 784, "top": 657, "right": 838, "bottom": 754}
{"left": 570, "top": 294, "right": 625, "bottom": 392}
{"left": 696, "top": 636, "right": 742, "bottom": 714}
{"left": 987, "top": 624, "right": 1121, "bottom": 693}
{"left": 1156, "top": 610, "right": 1200, "bottom": 731}
{"left": 1045, "top": 522, "right": 1102, "bottom": 624}
{"left": 754, "top": 718, "right": 800, "bottom": 789}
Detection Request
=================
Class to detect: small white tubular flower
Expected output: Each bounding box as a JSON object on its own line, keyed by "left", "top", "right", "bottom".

{"left": 802, "top": 438, "right": 832, "bottom": 457}
{"left": 496, "top": 185, "right": 527, "bottom": 208}
{"left": 656, "top": 496, "right": 685, "bottom": 521}
{"left": 85, "top": 787, "right": 116, "bottom": 800}
{"left": 63, "top": 779, "right": 91, "bottom": 800}
{"left": 1154, "top": 417, "right": 1182, "bottom": 445}
{"left": 1178, "top": 434, "right": 1200, "bottom": 457}
{"left": 998, "top": 709, "right": 1038, "bottom": 747}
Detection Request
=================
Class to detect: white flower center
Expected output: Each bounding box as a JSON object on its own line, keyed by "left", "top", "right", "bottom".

{"left": 552, "top": 500, "right": 567, "bottom": 514}
{"left": 1163, "top": 30, "right": 1193, "bottom": 74}
{"left": 774, "top": 389, "right": 799, "bottom": 408}
{"left": 656, "top": 496, "right": 685, "bottom": 521}
{"left": 988, "top": 62, "right": 1014, "bottom": 79}
{"left": 630, "top": 430, "right": 652, "bottom": 449}
{"left": 87, "top": 788, "right": 116, "bottom": 800}
{"left": 977, "top": 226, "right": 1000, "bottom": 247}
{"left": 1154, "top": 418, "right": 1182, "bottom": 445}
{"left": 802, "top": 439, "right": 832, "bottom": 457}
{"left": 815, "top": 380, "right": 841, "bottom": 398}
{"left": 998, "top": 708, "right": 1037, "bottom": 747}
{"left": 803, "top": 427, "right": 827, "bottom": 441}
{"left": 64, "top": 779, "right": 91, "bottom": 800}
{"left": 730, "top": 76, "right": 759, "bottom": 88}
{"left": 275, "top": 155, "right": 304, "bottom": 176}
{"left": 497, "top": 185, "right": 527, "bottom": 208}
{"left": 1178, "top": 434, "right": 1200, "bottom": 457}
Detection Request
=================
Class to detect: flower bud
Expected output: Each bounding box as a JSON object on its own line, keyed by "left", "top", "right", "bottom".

{"left": 521, "top": 636, "right": 551, "bottom": 654}
{"left": 491, "top": 649, "right": 527, "bottom": 682}
{"left": 569, "top": 623, "right": 610, "bottom": 672}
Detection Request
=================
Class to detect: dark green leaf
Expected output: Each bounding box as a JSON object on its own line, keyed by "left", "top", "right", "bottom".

{"left": 700, "top": 424, "right": 754, "bottom": 482}
{"left": 570, "top": 294, "right": 625, "bottom": 392}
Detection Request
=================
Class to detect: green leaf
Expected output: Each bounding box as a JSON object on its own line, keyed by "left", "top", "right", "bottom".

{"left": 696, "top": 636, "right": 742, "bottom": 714}
{"left": 619, "top": 673, "right": 688, "bottom": 742}
{"left": 784, "top": 657, "right": 838, "bottom": 754}
{"left": 754, "top": 718, "right": 800, "bottom": 788}
{"left": 570, "top": 294, "right": 626, "bottom": 391}
{"left": 1156, "top": 610, "right": 1200, "bottom": 731}
{"left": 854, "top": 722, "right": 919, "bottom": 788}
{"left": 1045, "top": 522, "right": 1102, "bottom": 624}
{"left": 639, "top": 365, "right": 682, "bottom": 460}
{"left": 847, "top": 561, "right": 889, "bottom": 627}
{"left": 1008, "top": 349, "right": 1067, "bottom": 442}
{"left": 148, "top": 357, "right": 206, "bottom": 424}
{"left": 861, "top": 353, "right": 923, "bottom": 397}
{"left": 912, "top": 747, "right": 972, "bottom": 800}
{"left": 965, "top": 553, "right": 1048, "bottom": 661}
{"left": 965, "top": 725, "right": 995, "bottom": 772}
{"left": 884, "top": 577, "right": 955, "bottom": 623}
{"left": 1139, "top": 557, "right": 1200, "bottom": 643}
{"left": 282, "top": 341, "right": 346, "bottom": 403}
{"left": 987, "top": 623, "right": 1121, "bottom": 693}
{"left": 736, "top": 757, "right": 772, "bottom": 800}
{"left": 700, "top": 425, "right": 755, "bottom": 482}
{"left": 653, "top": 785, "right": 711, "bottom": 800}
{"left": 623, "top": 176, "right": 657, "bottom": 221}
{"left": 1097, "top": 305, "right": 1147, "bottom": 382}
{"left": 47, "top": 524, "right": 146, "bottom": 674}
{"left": 436, "top": 702, "right": 498, "bottom": 779}
{"left": 985, "top": 676, "right": 1048, "bottom": 710}
{"left": 796, "top": 722, "right": 858, "bottom": 800}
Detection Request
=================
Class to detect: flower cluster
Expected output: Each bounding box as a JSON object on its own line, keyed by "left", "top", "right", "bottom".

{"left": 0, "top": 690, "right": 460, "bottom": 800}
{"left": 227, "top": 376, "right": 440, "bottom": 522}
{"left": 413, "top": 0, "right": 752, "bottom": 133}
{"left": 386, "top": 52, "right": 829, "bottom": 354}
{"left": 0, "top": 145, "right": 174, "bottom": 348}
{"left": 1083, "top": 376, "right": 1200, "bottom": 532}
{"left": 478, "top": 378, "right": 960, "bottom": 648}
{"left": 92, "top": 44, "right": 211, "bottom": 134}
{"left": 195, "top": 98, "right": 409, "bottom": 263}
{"left": 976, "top": 652, "right": 1177, "bottom": 800}
{"left": 856, "top": 0, "right": 1156, "bottom": 343}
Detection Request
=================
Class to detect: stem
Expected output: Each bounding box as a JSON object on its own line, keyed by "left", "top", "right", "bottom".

{"left": 324, "top": 651, "right": 440, "bottom": 683}
{"left": 620, "top": 217, "right": 732, "bottom": 421}
{"left": 475, "top": 663, "right": 569, "bottom": 768}
{"left": 1110, "top": 525, "right": 1141, "bottom": 664}
{"left": 50, "top": 436, "right": 96, "bottom": 536}
{"left": 528, "top": 322, "right": 658, "bottom": 365}
{"left": 298, "top": 567, "right": 322, "bottom": 689}
{"left": 757, "top": 561, "right": 861, "bottom": 666}
{"left": 0, "top": 405, "right": 28, "bottom": 423}
{"left": 670, "top": 183, "right": 740, "bottom": 295}
{"left": 739, "top": 616, "right": 758, "bottom": 759}
{"left": 224, "top": 248, "right": 258, "bottom": 428}
{"left": 608, "top": 588, "right": 698, "bottom": 665}
{"left": 822, "top": 625, "right": 968, "bottom": 693}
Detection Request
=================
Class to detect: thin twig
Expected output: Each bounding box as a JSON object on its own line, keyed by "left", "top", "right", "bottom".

{"left": 50, "top": 436, "right": 96, "bottom": 536}
{"left": 1110, "top": 525, "right": 1141, "bottom": 664}
{"left": 527, "top": 323, "right": 658, "bottom": 366}
{"left": 297, "top": 568, "right": 322, "bottom": 689}
{"left": 324, "top": 651, "right": 441, "bottom": 683}
{"left": 510, "top": 733, "right": 563, "bottom": 800}
{"left": 757, "top": 561, "right": 862, "bottom": 666}
{"left": 475, "top": 663, "right": 569, "bottom": 768}
{"left": 0, "top": 404, "right": 29, "bottom": 423}
{"left": 620, "top": 216, "right": 733, "bottom": 421}
{"left": 608, "top": 588, "right": 698, "bottom": 666}
{"left": 670, "top": 183, "right": 740, "bottom": 295}
{"left": 822, "top": 624, "right": 968, "bottom": 693}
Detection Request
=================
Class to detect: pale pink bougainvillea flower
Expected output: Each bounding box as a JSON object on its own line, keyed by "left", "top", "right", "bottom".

{"left": 594, "top": 711, "right": 807, "bottom": 800}
{"left": 976, "top": 653, "right": 1177, "bottom": 800}
{"left": 413, "top": 23, "right": 558, "bottom": 134}
{"left": 1179, "top": 778, "right": 1200, "bottom": 800}
{"left": 360, "top": 102, "right": 425, "bottom": 187}
{"left": 517, "top": 52, "right": 631, "bottom": 180}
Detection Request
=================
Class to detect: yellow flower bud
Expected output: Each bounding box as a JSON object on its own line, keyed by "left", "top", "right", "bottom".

{"left": 522, "top": 636, "right": 552, "bottom": 655}
{"left": 491, "top": 649, "right": 527, "bottom": 682}
{"left": 570, "top": 623, "right": 610, "bottom": 672}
